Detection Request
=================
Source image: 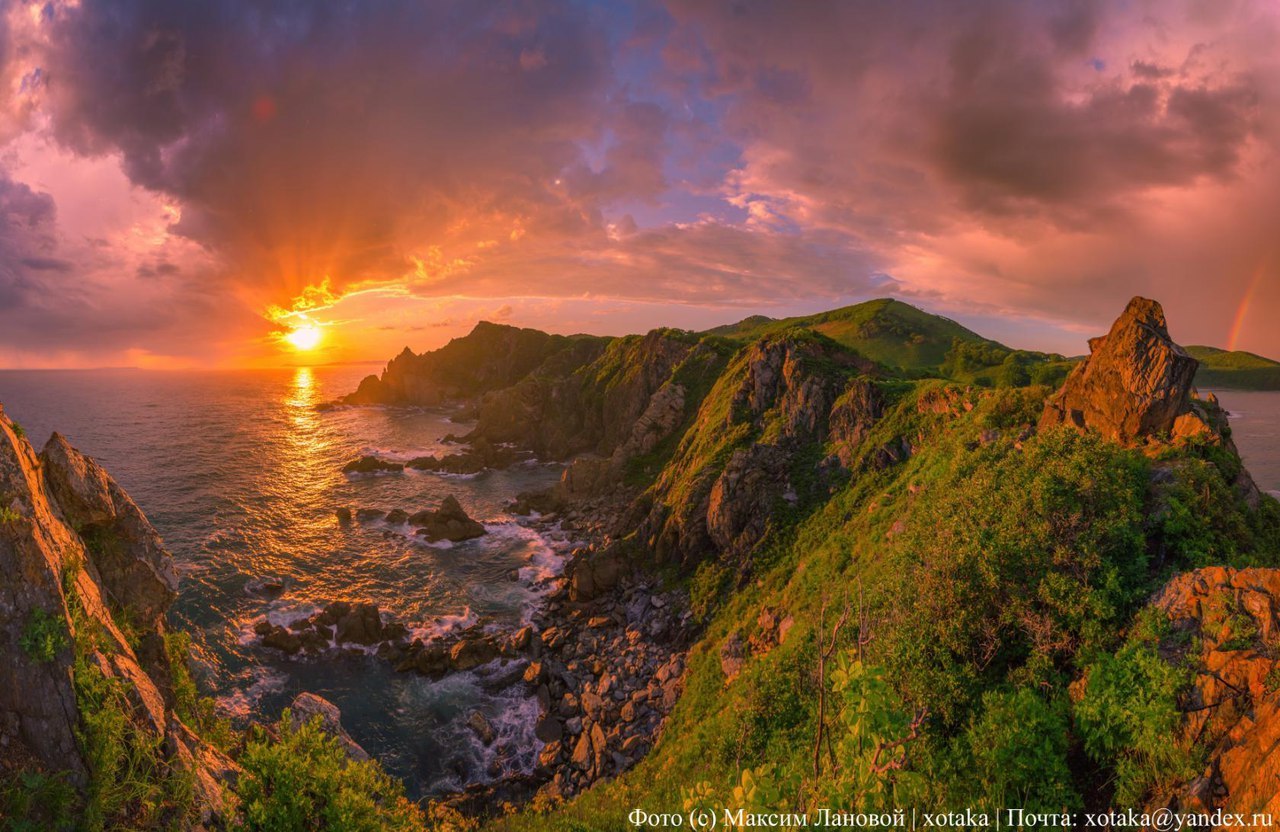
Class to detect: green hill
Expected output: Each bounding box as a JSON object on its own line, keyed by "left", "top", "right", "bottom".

{"left": 1187, "top": 345, "right": 1280, "bottom": 390}
{"left": 706, "top": 298, "right": 1004, "bottom": 371}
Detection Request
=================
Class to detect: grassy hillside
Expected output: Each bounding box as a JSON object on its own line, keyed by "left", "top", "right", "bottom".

{"left": 1187, "top": 345, "right": 1280, "bottom": 390}
{"left": 706, "top": 299, "right": 1003, "bottom": 371}
{"left": 491, "top": 382, "right": 1280, "bottom": 830}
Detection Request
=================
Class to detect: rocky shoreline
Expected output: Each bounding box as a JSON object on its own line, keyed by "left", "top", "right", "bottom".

{"left": 248, "top": 459, "right": 698, "bottom": 814}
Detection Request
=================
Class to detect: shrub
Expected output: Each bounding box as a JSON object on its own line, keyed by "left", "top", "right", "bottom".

{"left": 164, "top": 632, "right": 237, "bottom": 752}
{"left": 20, "top": 609, "right": 68, "bottom": 664}
{"left": 1074, "top": 641, "right": 1197, "bottom": 806}
{"left": 235, "top": 711, "right": 427, "bottom": 831}
{"left": 963, "top": 687, "right": 1080, "bottom": 812}
{"left": 689, "top": 561, "right": 730, "bottom": 622}
{"left": 882, "top": 428, "right": 1149, "bottom": 723}
{"left": 0, "top": 769, "right": 76, "bottom": 832}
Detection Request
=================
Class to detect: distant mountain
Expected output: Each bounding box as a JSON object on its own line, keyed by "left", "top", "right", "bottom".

{"left": 1187, "top": 345, "right": 1280, "bottom": 390}
{"left": 705, "top": 298, "right": 1003, "bottom": 370}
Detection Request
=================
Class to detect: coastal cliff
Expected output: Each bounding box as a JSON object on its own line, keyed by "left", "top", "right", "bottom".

{"left": 0, "top": 408, "right": 234, "bottom": 827}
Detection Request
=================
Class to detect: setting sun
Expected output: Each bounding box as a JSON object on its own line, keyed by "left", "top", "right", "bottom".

{"left": 283, "top": 324, "right": 322, "bottom": 351}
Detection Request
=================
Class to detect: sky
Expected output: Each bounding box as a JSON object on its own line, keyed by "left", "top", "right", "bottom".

{"left": 1, "top": 0, "right": 1279, "bottom": 368}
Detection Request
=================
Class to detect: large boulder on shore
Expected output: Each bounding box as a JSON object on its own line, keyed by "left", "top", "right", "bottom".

{"left": 411, "top": 495, "right": 486, "bottom": 542}
{"left": 1039, "top": 297, "right": 1200, "bottom": 444}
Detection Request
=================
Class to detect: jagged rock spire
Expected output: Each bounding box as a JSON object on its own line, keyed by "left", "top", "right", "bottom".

{"left": 1039, "top": 297, "right": 1200, "bottom": 444}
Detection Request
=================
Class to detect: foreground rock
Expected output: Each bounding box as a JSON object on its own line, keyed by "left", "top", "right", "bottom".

{"left": 1040, "top": 297, "right": 1205, "bottom": 444}
{"left": 289, "top": 692, "right": 370, "bottom": 761}
{"left": 0, "top": 406, "right": 234, "bottom": 823}
{"left": 1141, "top": 567, "right": 1280, "bottom": 819}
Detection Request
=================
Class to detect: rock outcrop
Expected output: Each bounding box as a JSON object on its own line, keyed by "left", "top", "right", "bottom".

{"left": 411, "top": 495, "right": 486, "bottom": 543}
{"left": 0, "top": 405, "right": 233, "bottom": 823}
{"left": 340, "top": 322, "right": 604, "bottom": 407}
{"left": 1039, "top": 297, "right": 1204, "bottom": 444}
{"left": 643, "top": 335, "right": 878, "bottom": 565}
{"left": 289, "top": 692, "right": 370, "bottom": 762}
{"left": 1143, "top": 567, "right": 1280, "bottom": 819}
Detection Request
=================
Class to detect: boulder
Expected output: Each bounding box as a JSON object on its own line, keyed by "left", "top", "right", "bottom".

{"left": 1039, "top": 297, "right": 1200, "bottom": 444}
{"left": 333, "top": 602, "right": 385, "bottom": 645}
{"left": 412, "top": 495, "right": 486, "bottom": 543}
{"left": 467, "top": 710, "right": 496, "bottom": 746}
{"left": 449, "top": 637, "right": 499, "bottom": 671}
{"left": 568, "top": 545, "right": 628, "bottom": 602}
{"left": 41, "top": 432, "right": 179, "bottom": 626}
{"left": 555, "top": 455, "right": 619, "bottom": 501}
{"left": 289, "top": 692, "right": 370, "bottom": 761}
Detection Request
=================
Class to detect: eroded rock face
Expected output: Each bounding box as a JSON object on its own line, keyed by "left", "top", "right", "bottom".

{"left": 41, "top": 432, "right": 178, "bottom": 627}
{"left": 0, "top": 406, "right": 232, "bottom": 820}
{"left": 289, "top": 692, "right": 370, "bottom": 762}
{"left": 1040, "top": 297, "right": 1201, "bottom": 444}
{"left": 1145, "top": 567, "right": 1280, "bottom": 818}
{"left": 706, "top": 444, "right": 789, "bottom": 558}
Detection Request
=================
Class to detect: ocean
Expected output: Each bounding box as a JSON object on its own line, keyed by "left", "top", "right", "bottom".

{"left": 1, "top": 370, "right": 1277, "bottom": 797}
{"left": 0, "top": 366, "right": 572, "bottom": 797}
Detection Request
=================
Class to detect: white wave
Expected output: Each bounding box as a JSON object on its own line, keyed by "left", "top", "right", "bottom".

{"left": 407, "top": 606, "right": 479, "bottom": 643}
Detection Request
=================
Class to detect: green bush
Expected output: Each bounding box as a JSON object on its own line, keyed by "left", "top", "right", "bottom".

{"left": 688, "top": 561, "right": 731, "bottom": 622}
{"left": 1074, "top": 640, "right": 1197, "bottom": 806}
{"left": 963, "top": 687, "right": 1080, "bottom": 812}
{"left": 882, "top": 428, "right": 1149, "bottom": 723}
{"left": 0, "top": 769, "right": 76, "bottom": 832}
{"left": 235, "top": 711, "right": 427, "bottom": 831}
{"left": 164, "top": 632, "right": 237, "bottom": 752}
{"left": 20, "top": 609, "right": 68, "bottom": 664}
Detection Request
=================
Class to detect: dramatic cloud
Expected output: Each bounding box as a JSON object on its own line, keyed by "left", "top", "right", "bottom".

{"left": 1, "top": 0, "right": 1279, "bottom": 365}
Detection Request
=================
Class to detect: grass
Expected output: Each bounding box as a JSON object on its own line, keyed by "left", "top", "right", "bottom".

{"left": 0, "top": 769, "right": 76, "bottom": 832}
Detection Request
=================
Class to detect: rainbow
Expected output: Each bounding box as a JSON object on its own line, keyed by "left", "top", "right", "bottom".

{"left": 1227, "top": 263, "right": 1268, "bottom": 352}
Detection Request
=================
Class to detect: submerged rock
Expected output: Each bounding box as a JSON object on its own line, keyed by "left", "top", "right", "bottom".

{"left": 342, "top": 456, "right": 404, "bottom": 474}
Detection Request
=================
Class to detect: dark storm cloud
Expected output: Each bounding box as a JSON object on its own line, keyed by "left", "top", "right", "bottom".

{"left": 2, "top": 0, "right": 1280, "bottom": 364}
{"left": 24, "top": 0, "right": 619, "bottom": 299}
{"left": 0, "top": 172, "right": 59, "bottom": 306}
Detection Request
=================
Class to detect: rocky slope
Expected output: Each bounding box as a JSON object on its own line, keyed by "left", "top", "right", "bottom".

{"left": 340, "top": 321, "right": 608, "bottom": 407}
{"left": 1143, "top": 567, "right": 1280, "bottom": 819}
{"left": 0, "top": 408, "right": 234, "bottom": 826}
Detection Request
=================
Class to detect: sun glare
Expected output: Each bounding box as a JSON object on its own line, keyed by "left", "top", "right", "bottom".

{"left": 284, "top": 324, "right": 323, "bottom": 351}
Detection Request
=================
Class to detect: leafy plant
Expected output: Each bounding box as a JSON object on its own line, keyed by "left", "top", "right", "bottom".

{"left": 235, "top": 711, "right": 428, "bottom": 831}
{"left": 1074, "top": 641, "right": 1197, "bottom": 805}
{"left": 0, "top": 769, "right": 76, "bottom": 832}
{"left": 19, "top": 609, "right": 68, "bottom": 664}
